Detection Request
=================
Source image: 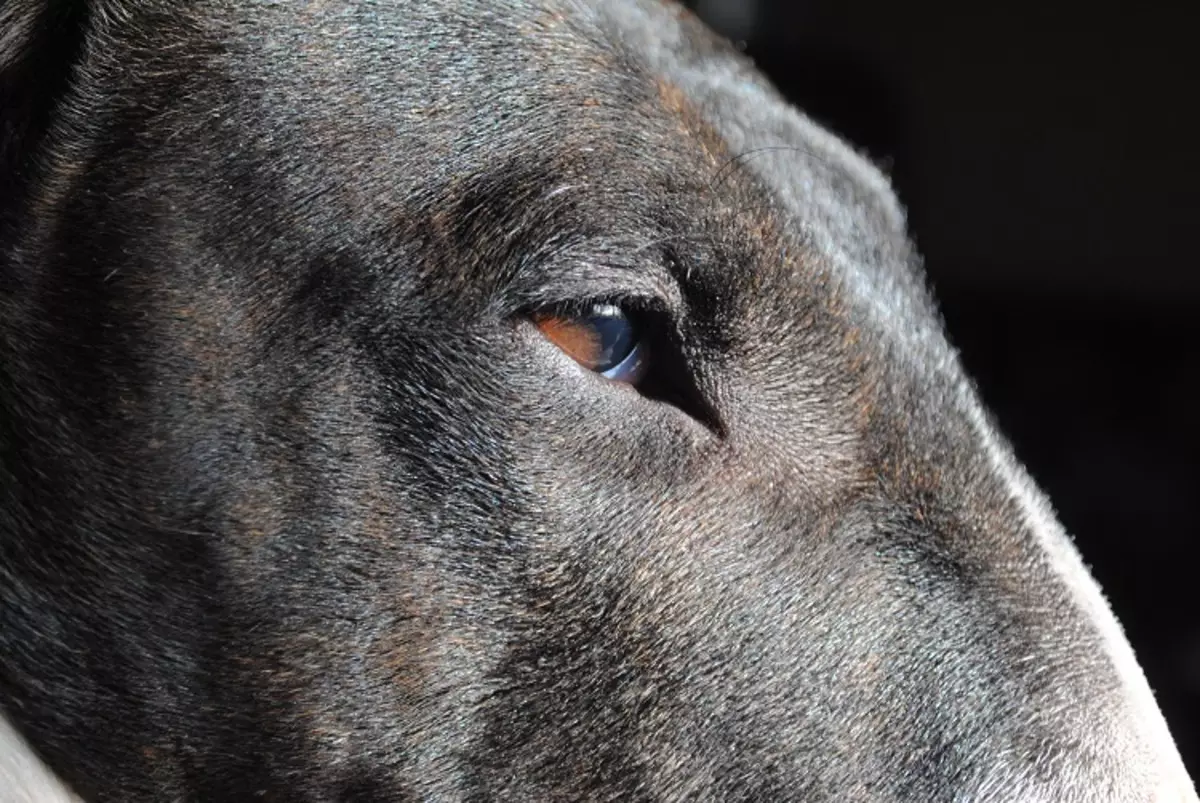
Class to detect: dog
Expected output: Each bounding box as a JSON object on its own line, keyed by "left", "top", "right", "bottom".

{"left": 1, "top": 0, "right": 1196, "bottom": 800}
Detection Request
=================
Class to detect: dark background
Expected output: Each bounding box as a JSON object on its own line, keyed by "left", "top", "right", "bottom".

{"left": 686, "top": 0, "right": 1199, "bottom": 774}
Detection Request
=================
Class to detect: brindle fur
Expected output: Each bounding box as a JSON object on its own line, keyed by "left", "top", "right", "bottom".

{"left": 1, "top": 1, "right": 1195, "bottom": 801}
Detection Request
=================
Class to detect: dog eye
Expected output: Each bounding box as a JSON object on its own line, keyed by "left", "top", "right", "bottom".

{"left": 531, "top": 301, "right": 722, "bottom": 432}
{"left": 533, "top": 304, "right": 648, "bottom": 384}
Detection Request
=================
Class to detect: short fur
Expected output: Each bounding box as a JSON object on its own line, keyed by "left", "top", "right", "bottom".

{"left": 1, "top": 0, "right": 1195, "bottom": 800}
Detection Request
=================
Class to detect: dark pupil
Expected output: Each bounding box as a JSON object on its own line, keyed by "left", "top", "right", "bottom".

{"left": 586, "top": 310, "right": 636, "bottom": 371}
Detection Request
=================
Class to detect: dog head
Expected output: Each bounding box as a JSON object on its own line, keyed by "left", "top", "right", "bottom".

{"left": 1, "top": 1, "right": 1195, "bottom": 800}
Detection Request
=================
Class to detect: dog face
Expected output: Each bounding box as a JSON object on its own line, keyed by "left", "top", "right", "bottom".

{"left": 0, "top": 1, "right": 1195, "bottom": 800}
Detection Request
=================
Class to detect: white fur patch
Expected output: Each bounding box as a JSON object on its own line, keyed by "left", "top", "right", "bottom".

{"left": 0, "top": 713, "right": 82, "bottom": 803}
{"left": 965, "top": 403, "right": 1199, "bottom": 800}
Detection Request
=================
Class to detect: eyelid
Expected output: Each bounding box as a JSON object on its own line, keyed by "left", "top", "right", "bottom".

{"left": 496, "top": 251, "right": 685, "bottom": 322}
{"left": 516, "top": 287, "right": 662, "bottom": 317}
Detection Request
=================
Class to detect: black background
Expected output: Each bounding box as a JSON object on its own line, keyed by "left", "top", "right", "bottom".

{"left": 687, "top": 0, "right": 1199, "bottom": 773}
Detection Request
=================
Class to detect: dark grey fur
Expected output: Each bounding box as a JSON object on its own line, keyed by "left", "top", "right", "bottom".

{"left": 0, "top": 0, "right": 1194, "bottom": 800}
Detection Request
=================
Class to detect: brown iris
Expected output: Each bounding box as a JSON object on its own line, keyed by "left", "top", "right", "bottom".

{"left": 534, "top": 315, "right": 605, "bottom": 370}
